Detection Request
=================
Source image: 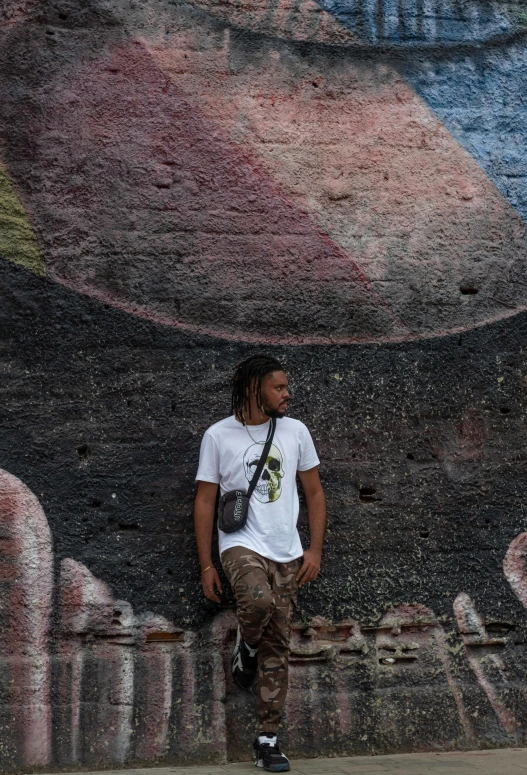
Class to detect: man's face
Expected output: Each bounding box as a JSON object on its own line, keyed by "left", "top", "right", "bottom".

{"left": 259, "top": 370, "right": 290, "bottom": 419}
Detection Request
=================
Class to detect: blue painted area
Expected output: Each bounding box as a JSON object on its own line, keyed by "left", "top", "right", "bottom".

{"left": 400, "top": 42, "right": 527, "bottom": 223}
{"left": 316, "top": 0, "right": 522, "bottom": 46}
{"left": 316, "top": 0, "right": 527, "bottom": 224}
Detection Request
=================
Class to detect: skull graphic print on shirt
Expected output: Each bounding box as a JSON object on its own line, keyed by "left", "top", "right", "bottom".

{"left": 243, "top": 442, "right": 284, "bottom": 503}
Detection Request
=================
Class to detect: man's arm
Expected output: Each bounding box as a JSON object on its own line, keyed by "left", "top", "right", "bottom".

{"left": 296, "top": 466, "right": 326, "bottom": 586}
{"left": 194, "top": 480, "right": 223, "bottom": 602}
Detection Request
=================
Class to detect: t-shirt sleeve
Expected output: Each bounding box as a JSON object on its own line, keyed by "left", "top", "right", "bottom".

{"left": 297, "top": 424, "right": 320, "bottom": 471}
{"left": 195, "top": 431, "right": 220, "bottom": 483}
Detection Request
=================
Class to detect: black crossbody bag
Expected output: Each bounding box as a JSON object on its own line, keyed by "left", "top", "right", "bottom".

{"left": 217, "top": 418, "right": 276, "bottom": 534}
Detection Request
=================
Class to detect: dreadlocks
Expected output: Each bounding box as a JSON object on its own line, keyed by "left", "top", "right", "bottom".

{"left": 231, "top": 354, "right": 284, "bottom": 424}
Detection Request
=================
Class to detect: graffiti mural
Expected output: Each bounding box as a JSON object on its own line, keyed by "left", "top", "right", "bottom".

{"left": 3, "top": 0, "right": 527, "bottom": 342}
{"left": 2, "top": 0, "right": 527, "bottom": 768}
{"left": 4, "top": 468, "right": 527, "bottom": 768}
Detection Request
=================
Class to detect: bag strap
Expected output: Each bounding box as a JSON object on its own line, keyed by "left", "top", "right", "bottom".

{"left": 247, "top": 418, "right": 276, "bottom": 500}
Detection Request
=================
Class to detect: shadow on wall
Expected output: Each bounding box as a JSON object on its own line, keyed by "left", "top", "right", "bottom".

{"left": 3, "top": 467, "right": 527, "bottom": 769}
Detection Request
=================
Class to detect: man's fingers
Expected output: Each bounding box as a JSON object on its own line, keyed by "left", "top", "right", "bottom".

{"left": 201, "top": 568, "right": 222, "bottom": 602}
{"left": 202, "top": 582, "right": 221, "bottom": 603}
{"left": 297, "top": 563, "right": 320, "bottom": 586}
{"left": 296, "top": 564, "right": 308, "bottom": 583}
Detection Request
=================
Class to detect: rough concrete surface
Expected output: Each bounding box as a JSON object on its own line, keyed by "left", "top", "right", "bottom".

{"left": 2, "top": 0, "right": 527, "bottom": 770}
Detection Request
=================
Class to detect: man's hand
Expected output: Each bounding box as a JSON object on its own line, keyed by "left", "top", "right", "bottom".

{"left": 296, "top": 467, "right": 326, "bottom": 587}
{"left": 202, "top": 567, "right": 223, "bottom": 603}
{"left": 296, "top": 548, "right": 321, "bottom": 587}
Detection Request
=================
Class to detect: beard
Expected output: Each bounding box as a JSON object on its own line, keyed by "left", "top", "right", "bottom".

{"left": 262, "top": 402, "right": 287, "bottom": 419}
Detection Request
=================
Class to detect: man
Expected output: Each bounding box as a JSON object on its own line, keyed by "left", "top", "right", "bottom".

{"left": 194, "top": 354, "right": 326, "bottom": 773}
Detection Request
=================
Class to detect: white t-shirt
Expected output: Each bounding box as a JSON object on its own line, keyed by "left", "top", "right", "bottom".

{"left": 196, "top": 415, "right": 320, "bottom": 563}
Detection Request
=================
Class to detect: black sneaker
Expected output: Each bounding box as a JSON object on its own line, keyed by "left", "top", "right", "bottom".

{"left": 231, "top": 626, "right": 258, "bottom": 689}
{"left": 253, "top": 736, "right": 290, "bottom": 772}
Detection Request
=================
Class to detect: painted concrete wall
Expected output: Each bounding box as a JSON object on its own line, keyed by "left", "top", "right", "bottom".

{"left": 2, "top": 0, "right": 527, "bottom": 768}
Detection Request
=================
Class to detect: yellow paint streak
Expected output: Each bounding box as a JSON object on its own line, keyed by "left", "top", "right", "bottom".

{"left": 0, "top": 163, "right": 45, "bottom": 275}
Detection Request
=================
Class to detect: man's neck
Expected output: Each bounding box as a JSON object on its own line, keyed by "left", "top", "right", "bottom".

{"left": 235, "top": 411, "right": 270, "bottom": 426}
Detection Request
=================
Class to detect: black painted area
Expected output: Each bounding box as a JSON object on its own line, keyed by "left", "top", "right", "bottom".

{"left": 0, "top": 260, "right": 526, "bottom": 633}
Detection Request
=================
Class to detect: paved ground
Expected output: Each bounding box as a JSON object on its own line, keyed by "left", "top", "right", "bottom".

{"left": 55, "top": 748, "right": 527, "bottom": 775}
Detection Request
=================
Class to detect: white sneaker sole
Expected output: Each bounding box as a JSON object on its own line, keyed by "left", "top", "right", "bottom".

{"left": 254, "top": 755, "right": 290, "bottom": 771}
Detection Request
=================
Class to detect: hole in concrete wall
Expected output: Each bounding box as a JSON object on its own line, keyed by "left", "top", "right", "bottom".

{"left": 58, "top": 12, "right": 68, "bottom": 19}
{"left": 290, "top": 654, "right": 327, "bottom": 663}
{"left": 77, "top": 444, "right": 90, "bottom": 460}
{"left": 89, "top": 498, "right": 102, "bottom": 508}
{"left": 145, "top": 631, "right": 184, "bottom": 643}
{"left": 167, "top": 568, "right": 173, "bottom": 575}
{"left": 359, "top": 486, "right": 378, "bottom": 503}
{"left": 118, "top": 522, "right": 139, "bottom": 530}
{"left": 171, "top": 400, "right": 177, "bottom": 412}
{"left": 460, "top": 286, "right": 478, "bottom": 295}
{"left": 312, "top": 81, "right": 319, "bottom": 87}
{"left": 486, "top": 622, "right": 515, "bottom": 633}
{"left": 500, "top": 407, "right": 511, "bottom": 414}
{"left": 379, "top": 656, "right": 418, "bottom": 665}
{"left": 419, "top": 529, "right": 430, "bottom": 539}
{"left": 338, "top": 648, "right": 360, "bottom": 659}
{"left": 406, "top": 453, "right": 414, "bottom": 460}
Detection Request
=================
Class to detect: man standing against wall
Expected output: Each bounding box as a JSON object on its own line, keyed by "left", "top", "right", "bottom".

{"left": 194, "top": 354, "right": 326, "bottom": 772}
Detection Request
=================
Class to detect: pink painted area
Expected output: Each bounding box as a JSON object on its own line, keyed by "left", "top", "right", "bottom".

{"left": 432, "top": 626, "right": 476, "bottom": 743}
{"left": 465, "top": 657, "right": 518, "bottom": 738}
{"left": 377, "top": 604, "right": 475, "bottom": 742}
{"left": 59, "top": 558, "right": 115, "bottom": 763}
{"left": 38, "top": 41, "right": 406, "bottom": 345}
{"left": 454, "top": 593, "right": 518, "bottom": 737}
{"left": 454, "top": 592, "right": 487, "bottom": 643}
{"left": 134, "top": 614, "right": 178, "bottom": 761}
{"left": 148, "top": 28, "right": 527, "bottom": 341}
{"left": 209, "top": 614, "right": 230, "bottom": 760}
{"left": 60, "top": 557, "right": 115, "bottom": 634}
{"left": 504, "top": 533, "right": 527, "bottom": 609}
{"left": 0, "top": 469, "right": 53, "bottom": 767}
{"left": 2, "top": 11, "right": 527, "bottom": 343}
{"left": 59, "top": 560, "right": 135, "bottom": 764}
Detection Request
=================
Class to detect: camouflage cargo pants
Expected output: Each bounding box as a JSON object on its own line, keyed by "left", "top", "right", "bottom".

{"left": 221, "top": 546, "right": 301, "bottom": 735}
